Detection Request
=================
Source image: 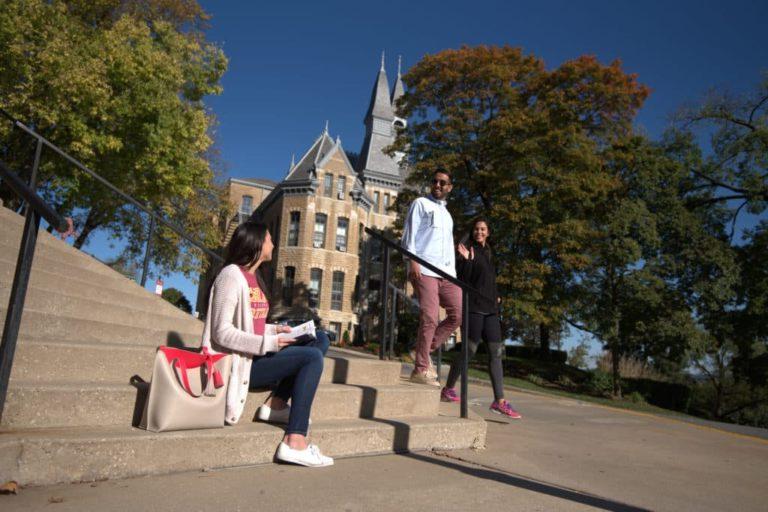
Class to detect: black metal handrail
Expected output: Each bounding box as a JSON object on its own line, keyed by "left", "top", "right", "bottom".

{"left": 1, "top": 109, "right": 224, "bottom": 265}
{"left": 0, "top": 160, "right": 68, "bottom": 232}
{"left": 365, "top": 227, "right": 495, "bottom": 420}
{"left": 0, "top": 107, "right": 224, "bottom": 423}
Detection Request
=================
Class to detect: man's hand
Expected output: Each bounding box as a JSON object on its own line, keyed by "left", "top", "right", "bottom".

{"left": 276, "top": 325, "right": 293, "bottom": 334}
{"left": 408, "top": 259, "right": 422, "bottom": 284}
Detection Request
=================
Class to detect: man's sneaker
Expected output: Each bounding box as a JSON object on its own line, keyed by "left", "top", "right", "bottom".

{"left": 490, "top": 400, "right": 522, "bottom": 419}
{"left": 441, "top": 387, "right": 459, "bottom": 402}
{"left": 276, "top": 442, "right": 333, "bottom": 467}
{"left": 410, "top": 349, "right": 438, "bottom": 380}
{"left": 410, "top": 369, "right": 440, "bottom": 387}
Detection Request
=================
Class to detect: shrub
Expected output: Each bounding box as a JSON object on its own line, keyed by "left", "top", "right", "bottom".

{"left": 588, "top": 370, "right": 614, "bottom": 397}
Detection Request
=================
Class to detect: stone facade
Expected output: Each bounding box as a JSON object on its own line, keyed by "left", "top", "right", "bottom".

{"left": 198, "top": 60, "right": 408, "bottom": 344}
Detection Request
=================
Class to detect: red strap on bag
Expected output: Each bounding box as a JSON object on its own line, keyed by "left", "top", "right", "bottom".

{"left": 159, "top": 346, "right": 227, "bottom": 397}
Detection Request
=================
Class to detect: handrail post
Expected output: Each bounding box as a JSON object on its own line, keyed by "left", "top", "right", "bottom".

{"left": 389, "top": 292, "right": 397, "bottom": 360}
{"left": 140, "top": 212, "right": 156, "bottom": 287}
{"left": 437, "top": 342, "right": 442, "bottom": 384}
{"left": 460, "top": 289, "right": 469, "bottom": 419}
{"left": 0, "top": 141, "right": 44, "bottom": 424}
{"left": 379, "top": 244, "right": 390, "bottom": 360}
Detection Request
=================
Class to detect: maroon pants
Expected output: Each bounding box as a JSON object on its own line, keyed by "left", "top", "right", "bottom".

{"left": 414, "top": 276, "right": 462, "bottom": 373}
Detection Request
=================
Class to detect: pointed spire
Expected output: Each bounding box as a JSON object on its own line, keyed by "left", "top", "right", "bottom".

{"left": 391, "top": 55, "right": 405, "bottom": 106}
{"left": 365, "top": 54, "right": 394, "bottom": 121}
{"left": 324, "top": 120, "right": 329, "bottom": 134}
{"left": 286, "top": 153, "right": 296, "bottom": 176}
{"left": 335, "top": 135, "right": 341, "bottom": 145}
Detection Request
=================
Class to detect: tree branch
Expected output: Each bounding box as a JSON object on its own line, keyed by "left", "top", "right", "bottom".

{"left": 748, "top": 93, "right": 768, "bottom": 124}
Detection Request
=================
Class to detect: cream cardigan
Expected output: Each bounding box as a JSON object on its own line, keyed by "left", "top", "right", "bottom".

{"left": 201, "top": 264, "right": 280, "bottom": 424}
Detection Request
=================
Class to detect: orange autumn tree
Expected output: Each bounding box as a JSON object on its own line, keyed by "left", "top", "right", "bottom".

{"left": 391, "top": 46, "right": 650, "bottom": 353}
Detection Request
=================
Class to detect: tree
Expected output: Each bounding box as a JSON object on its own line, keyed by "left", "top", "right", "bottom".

{"left": 162, "top": 287, "right": 192, "bottom": 313}
{"left": 567, "top": 337, "right": 592, "bottom": 370}
{"left": 0, "top": 0, "right": 228, "bottom": 277}
{"left": 673, "top": 74, "right": 768, "bottom": 237}
{"left": 391, "top": 46, "right": 649, "bottom": 354}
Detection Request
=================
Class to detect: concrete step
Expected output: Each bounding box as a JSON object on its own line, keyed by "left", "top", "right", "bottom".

{"left": 0, "top": 228, "right": 134, "bottom": 283}
{"left": 0, "top": 258, "right": 194, "bottom": 318}
{"left": 1, "top": 379, "right": 440, "bottom": 429}
{"left": 0, "top": 409, "right": 487, "bottom": 486}
{"left": 10, "top": 341, "right": 402, "bottom": 387}
{"left": 0, "top": 243, "right": 153, "bottom": 301}
{"left": 0, "top": 308, "right": 202, "bottom": 346}
{"left": 0, "top": 286, "right": 202, "bottom": 334}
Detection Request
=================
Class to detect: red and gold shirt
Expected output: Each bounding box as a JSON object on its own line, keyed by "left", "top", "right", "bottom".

{"left": 240, "top": 267, "right": 269, "bottom": 335}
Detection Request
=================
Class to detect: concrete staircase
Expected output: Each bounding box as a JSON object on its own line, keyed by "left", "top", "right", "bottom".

{"left": 0, "top": 206, "right": 485, "bottom": 486}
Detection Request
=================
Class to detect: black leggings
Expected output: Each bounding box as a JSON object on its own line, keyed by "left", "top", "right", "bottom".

{"left": 445, "top": 312, "right": 504, "bottom": 401}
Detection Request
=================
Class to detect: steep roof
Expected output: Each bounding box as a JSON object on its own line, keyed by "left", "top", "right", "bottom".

{"left": 284, "top": 130, "right": 337, "bottom": 182}
{"left": 391, "top": 57, "right": 405, "bottom": 108}
{"left": 365, "top": 59, "right": 394, "bottom": 121}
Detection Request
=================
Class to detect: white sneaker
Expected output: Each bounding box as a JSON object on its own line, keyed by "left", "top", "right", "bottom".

{"left": 409, "top": 350, "right": 438, "bottom": 380}
{"left": 276, "top": 442, "right": 334, "bottom": 467}
{"left": 257, "top": 404, "right": 290, "bottom": 424}
{"left": 257, "top": 404, "right": 311, "bottom": 425}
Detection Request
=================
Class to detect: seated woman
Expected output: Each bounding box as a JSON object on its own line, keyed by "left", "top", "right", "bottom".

{"left": 202, "top": 221, "right": 333, "bottom": 467}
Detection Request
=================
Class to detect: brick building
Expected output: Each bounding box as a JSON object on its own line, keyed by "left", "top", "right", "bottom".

{"left": 199, "top": 57, "right": 408, "bottom": 344}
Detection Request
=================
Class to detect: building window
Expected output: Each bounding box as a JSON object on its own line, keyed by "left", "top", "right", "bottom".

{"left": 313, "top": 213, "right": 327, "bottom": 248}
{"left": 337, "top": 175, "right": 346, "bottom": 199}
{"left": 309, "top": 268, "right": 323, "bottom": 308}
{"left": 358, "top": 223, "right": 364, "bottom": 255}
{"left": 329, "top": 322, "right": 342, "bottom": 342}
{"left": 283, "top": 266, "right": 295, "bottom": 306}
{"left": 370, "top": 237, "right": 382, "bottom": 262}
{"left": 374, "top": 191, "right": 380, "bottom": 213}
{"left": 383, "top": 193, "right": 390, "bottom": 213}
{"left": 239, "top": 195, "right": 253, "bottom": 223}
{"left": 288, "top": 211, "right": 300, "bottom": 246}
{"left": 324, "top": 173, "right": 333, "bottom": 198}
{"left": 331, "top": 271, "right": 344, "bottom": 310}
{"left": 336, "top": 217, "right": 349, "bottom": 252}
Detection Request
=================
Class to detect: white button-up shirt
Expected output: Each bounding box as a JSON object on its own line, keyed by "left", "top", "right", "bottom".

{"left": 401, "top": 195, "right": 456, "bottom": 279}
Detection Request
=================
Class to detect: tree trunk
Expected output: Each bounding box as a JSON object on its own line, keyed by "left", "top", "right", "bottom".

{"left": 539, "top": 323, "right": 550, "bottom": 359}
{"left": 611, "top": 344, "right": 622, "bottom": 399}
{"left": 73, "top": 208, "right": 102, "bottom": 249}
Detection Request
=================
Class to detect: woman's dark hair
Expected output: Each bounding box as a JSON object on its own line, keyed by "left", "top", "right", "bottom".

{"left": 224, "top": 221, "right": 271, "bottom": 301}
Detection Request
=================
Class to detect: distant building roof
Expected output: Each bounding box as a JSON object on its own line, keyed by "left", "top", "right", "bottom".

{"left": 230, "top": 177, "right": 277, "bottom": 189}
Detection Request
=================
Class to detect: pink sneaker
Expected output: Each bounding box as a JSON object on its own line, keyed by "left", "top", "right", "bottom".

{"left": 440, "top": 387, "right": 459, "bottom": 402}
{"left": 490, "top": 400, "right": 522, "bottom": 419}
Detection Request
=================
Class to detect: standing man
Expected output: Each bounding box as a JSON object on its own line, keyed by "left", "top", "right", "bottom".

{"left": 401, "top": 169, "right": 462, "bottom": 386}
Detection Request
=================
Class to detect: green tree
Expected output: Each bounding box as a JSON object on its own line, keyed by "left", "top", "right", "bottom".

{"left": 570, "top": 136, "right": 706, "bottom": 397}
{"left": 0, "top": 0, "right": 228, "bottom": 277}
{"left": 162, "top": 287, "right": 192, "bottom": 313}
{"left": 391, "top": 46, "right": 649, "bottom": 354}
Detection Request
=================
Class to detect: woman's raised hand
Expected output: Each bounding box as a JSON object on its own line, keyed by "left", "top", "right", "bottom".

{"left": 457, "top": 243, "right": 473, "bottom": 260}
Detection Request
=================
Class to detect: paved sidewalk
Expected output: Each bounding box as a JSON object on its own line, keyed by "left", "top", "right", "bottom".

{"left": 2, "top": 382, "right": 767, "bottom": 511}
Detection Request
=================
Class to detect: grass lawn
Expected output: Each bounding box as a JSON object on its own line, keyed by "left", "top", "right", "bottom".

{"left": 463, "top": 366, "right": 696, "bottom": 419}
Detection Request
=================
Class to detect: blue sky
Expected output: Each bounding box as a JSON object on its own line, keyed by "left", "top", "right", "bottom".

{"left": 84, "top": 0, "right": 767, "bottom": 354}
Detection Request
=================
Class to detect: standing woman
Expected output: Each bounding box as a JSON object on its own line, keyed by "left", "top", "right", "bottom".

{"left": 202, "top": 221, "right": 333, "bottom": 466}
{"left": 441, "top": 219, "right": 522, "bottom": 419}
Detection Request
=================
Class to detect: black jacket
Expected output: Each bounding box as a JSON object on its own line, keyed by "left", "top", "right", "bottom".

{"left": 456, "top": 242, "right": 499, "bottom": 314}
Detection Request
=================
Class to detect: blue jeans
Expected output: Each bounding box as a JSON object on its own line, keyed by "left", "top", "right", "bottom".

{"left": 249, "top": 331, "right": 330, "bottom": 436}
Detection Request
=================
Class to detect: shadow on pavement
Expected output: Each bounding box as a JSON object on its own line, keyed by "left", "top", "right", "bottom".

{"left": 401, "top": 451, "right": 651, "bottom": 512}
